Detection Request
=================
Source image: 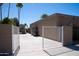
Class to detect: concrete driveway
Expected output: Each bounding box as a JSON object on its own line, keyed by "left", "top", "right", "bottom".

{"left": 17, "top": 33, "right": 79, "bottom": 56}
{"left": 17, "top": 33, "right": 48, "bottom": 56}
{"left": 43, "top": 38, "right": 79, "bottom": 56}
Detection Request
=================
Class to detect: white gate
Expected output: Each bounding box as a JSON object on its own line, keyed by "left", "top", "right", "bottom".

{"left": 42, "top": 26, "right": 73, "bottom": 56}
{"left": 42, "top": 26, "right": 63, "bottom": 50}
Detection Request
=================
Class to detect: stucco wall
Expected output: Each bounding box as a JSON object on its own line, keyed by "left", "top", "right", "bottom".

{"left": 0, "top": 24, "right": 12, "bottom": 55}
{"left": 12, "top": 25, "right": 20, "bottom": 55}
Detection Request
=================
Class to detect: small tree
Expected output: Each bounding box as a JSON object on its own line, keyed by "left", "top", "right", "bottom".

{"left": 41, "top": 14, "right": 48, "bottom": 19}
{"left": 2, "top": 17, "right": 11, "bottom": 24}
{"left": 19, "top": 23, "right": 28, "bottom": 34}
{"left": 0, "top": 20, "right": 1, "bottom": 24}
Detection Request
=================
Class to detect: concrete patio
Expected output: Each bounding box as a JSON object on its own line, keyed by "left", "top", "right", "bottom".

{"left": 17, "top": 33, "right": 79, "bottom": 56}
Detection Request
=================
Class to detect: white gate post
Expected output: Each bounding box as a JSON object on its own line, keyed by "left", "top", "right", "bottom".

{"left": 61, "top": 26, "right": 64, "bottom": 45}
{"left": 42, "top": 26, "right": 44, "bottom": 50}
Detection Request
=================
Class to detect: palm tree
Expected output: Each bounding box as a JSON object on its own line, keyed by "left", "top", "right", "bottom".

{"left": 7, "top": 3, "right": 11, "bottom": 18}
{"left": 0, "top": 3, "right": 3, "bottom": 21}
{"left": 16, "top": 3, "right": 23, "bottom": 25}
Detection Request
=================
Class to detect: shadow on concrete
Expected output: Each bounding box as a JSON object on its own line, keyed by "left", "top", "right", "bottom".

{"left": 65, "top": 44, "right": 79, "bottom": 51}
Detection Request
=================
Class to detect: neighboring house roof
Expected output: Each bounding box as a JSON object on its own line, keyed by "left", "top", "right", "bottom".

{"left": 30, "top": 13, "right": 79, "bottom": 27}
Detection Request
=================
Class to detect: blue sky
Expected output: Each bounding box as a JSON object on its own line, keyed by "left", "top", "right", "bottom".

{"left": 2, "top": 3, "right": 79, "bottom": 27}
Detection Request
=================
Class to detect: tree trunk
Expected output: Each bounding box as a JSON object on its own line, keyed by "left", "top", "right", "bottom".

{"left": 0, "top": 6, "right": 2, "bottom": 21}
{"left": 18, "top": 8, "right": 21, "bottom": 25}
{"left": 0, "top": 6, "right": 1, "bottom": 20}
{"left": 7, "top": 3, "right": 11, "bottom": 18}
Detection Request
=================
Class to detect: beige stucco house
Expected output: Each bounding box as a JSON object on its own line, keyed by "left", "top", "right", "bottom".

{"left": 30, "top": 13, "right": 79, "bottom": 45}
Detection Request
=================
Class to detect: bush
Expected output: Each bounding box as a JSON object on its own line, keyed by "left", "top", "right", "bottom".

{"left": 12, "top": 18, "right": 19, "bottom": 26}
{"left": 0, "top": 20, "right": 1, "bottom": 24}
{"left": 1, "top": 17, "right": 16, "bottom": 26}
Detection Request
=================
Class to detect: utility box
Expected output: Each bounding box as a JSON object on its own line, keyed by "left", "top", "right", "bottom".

{"left": 0, "top": 24, "right": 20, "bottom": 56}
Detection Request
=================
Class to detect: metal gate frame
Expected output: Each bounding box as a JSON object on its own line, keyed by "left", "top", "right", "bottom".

{"left": 42, "top": 26, "right": 64, "bottom": 49}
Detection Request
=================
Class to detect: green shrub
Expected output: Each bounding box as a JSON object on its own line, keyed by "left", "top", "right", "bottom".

{"left": 1, "top": 17, "right": 16, "bottom": 25}
{"left": 12, "top": 18, "right": 19, "bottom": 26}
